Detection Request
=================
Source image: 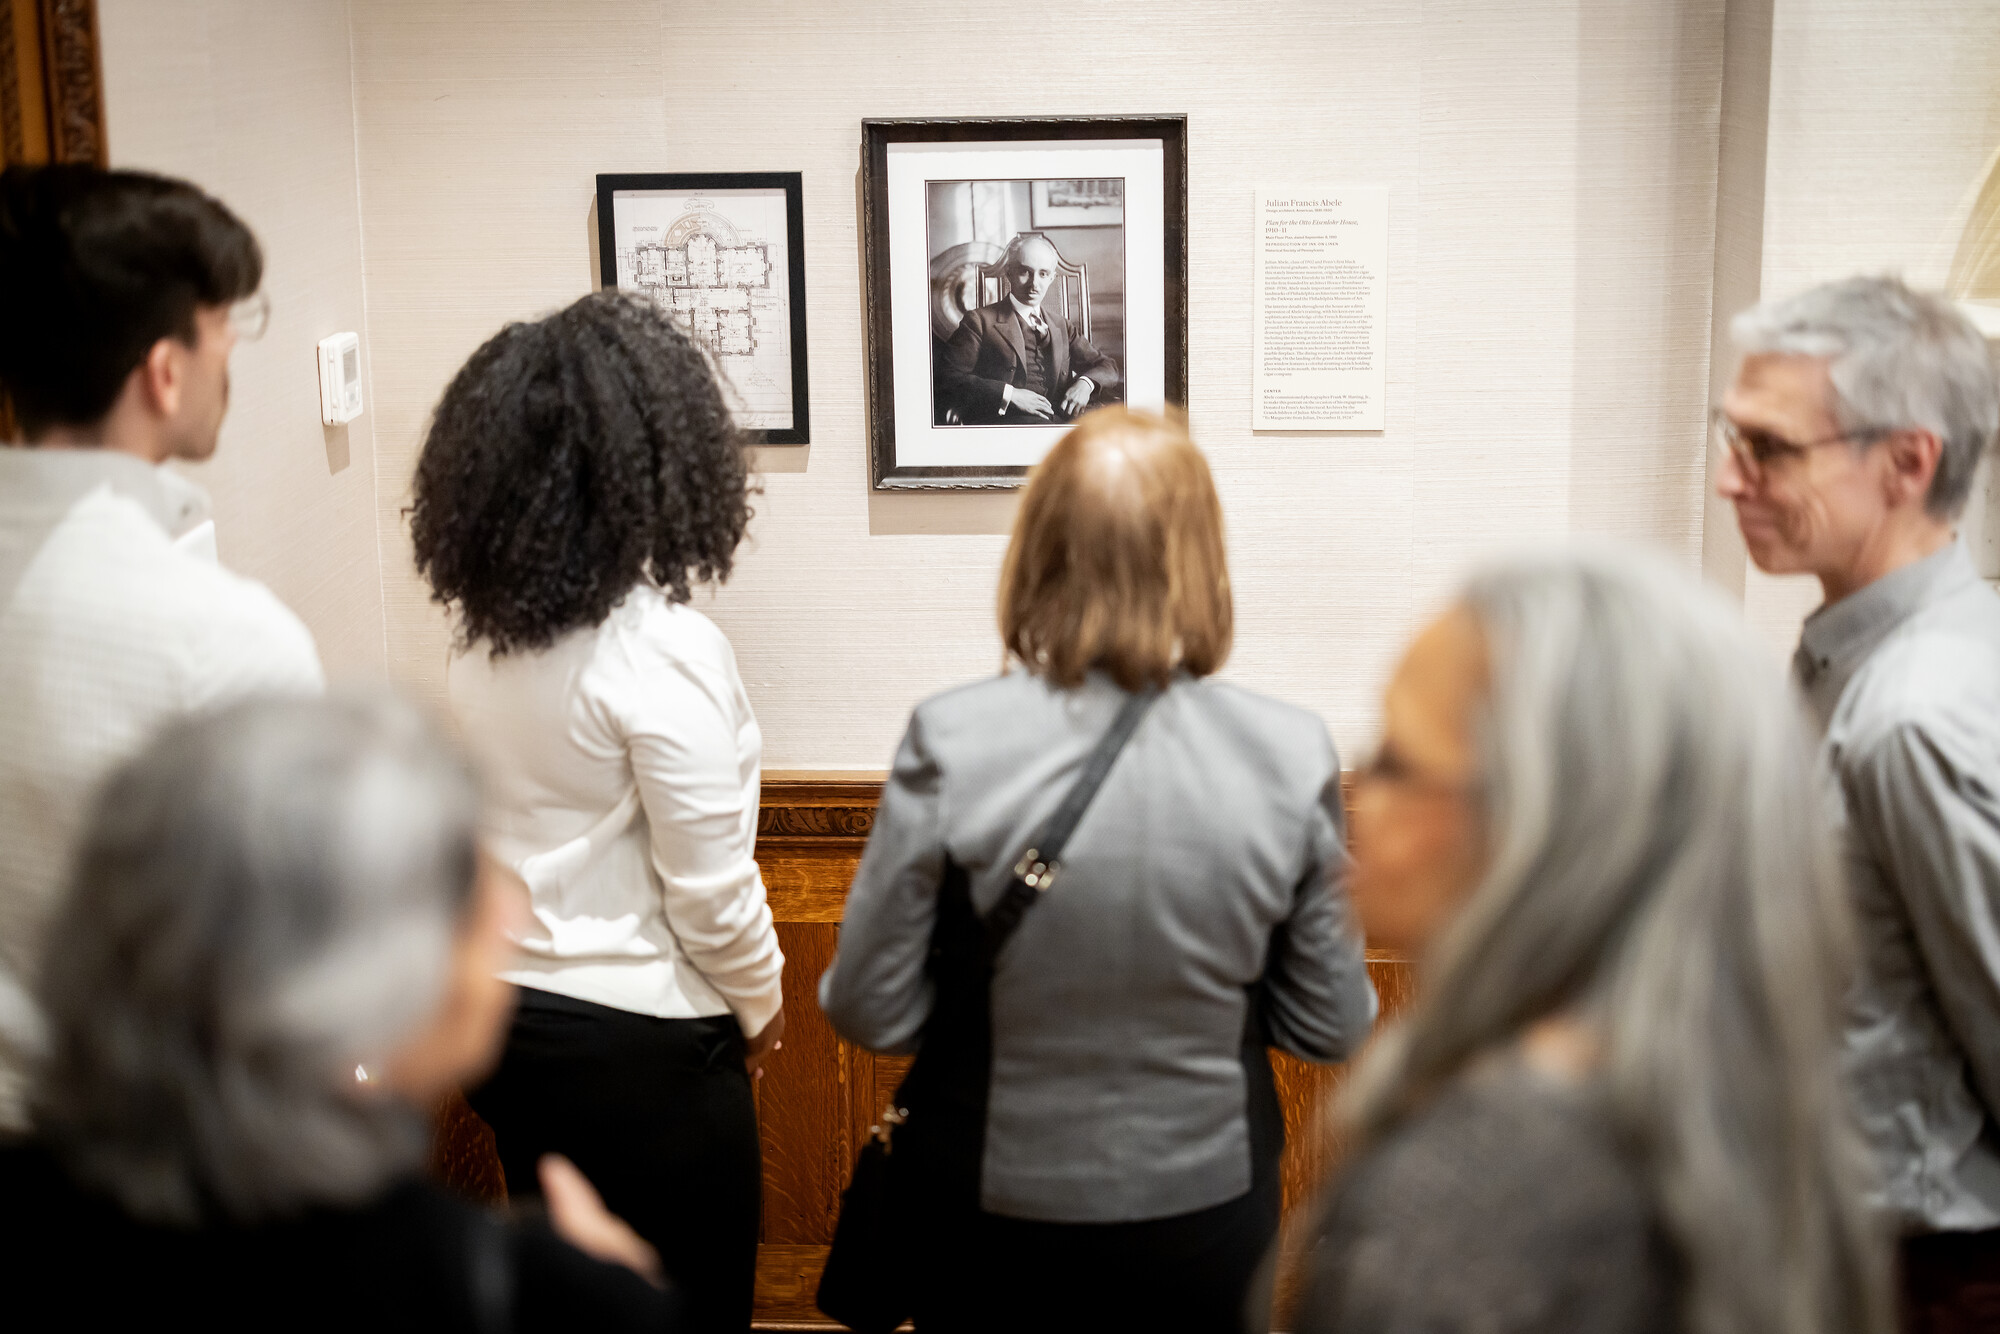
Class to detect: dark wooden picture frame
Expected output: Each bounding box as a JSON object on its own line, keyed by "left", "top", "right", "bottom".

{"left": 862, "top": 116, "right": 1189, "bottom": 491}
{"left": 595, "top": 171, "right": 810, "bottom": 446}
{"left": 1, "top": 0, "right": 108, "bottom": 442}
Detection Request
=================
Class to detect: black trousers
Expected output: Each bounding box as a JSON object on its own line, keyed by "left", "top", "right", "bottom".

{"left": 467, "top": 989, "right": 761, "bottom": 1334}
{"left": 947, "top": 1171, "right": 1282, "bottom": 1333}
{"left": 1901, "top": 1227, "right": 2000, "bottom": 1334}
{"left": 918, "top": 1040, "right": 1287, "bottom": 1334}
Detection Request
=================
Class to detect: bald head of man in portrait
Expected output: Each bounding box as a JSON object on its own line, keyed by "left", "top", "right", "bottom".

{"left": 935, "top": 232, "right": 1122, "bottom": 426}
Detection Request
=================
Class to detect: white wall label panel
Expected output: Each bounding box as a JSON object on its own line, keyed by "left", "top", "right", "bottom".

{"left": 1253, "top": 186, "right": 1388, "bottom": 430}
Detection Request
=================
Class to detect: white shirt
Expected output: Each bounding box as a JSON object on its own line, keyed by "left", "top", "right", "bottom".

{"left": 0, "top": 448, "right": 325, "bottom": 1128}
{"left": 448, "top": 587, "right": 784, "bottom": 1036}
{"left": 1009, "top": 293, "right": 1050, "bottom": 337}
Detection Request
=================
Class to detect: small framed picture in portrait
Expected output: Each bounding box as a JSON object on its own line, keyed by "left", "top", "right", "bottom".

{"left": 1030, "top": 178, "right": 1125, "bottom": 229}
{"left": 861, "top": 117, "right": 1189, "bottom": 489}
{"left": 595, "top": 171, "right": 810, "bottom": 445}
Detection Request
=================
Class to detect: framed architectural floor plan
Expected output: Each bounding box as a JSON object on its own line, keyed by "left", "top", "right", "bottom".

{"left": 862, "top": 117, "right": 1189, "bottom": 490}
{"left": 596, "top": 172, "right": 810, "bottom": 445}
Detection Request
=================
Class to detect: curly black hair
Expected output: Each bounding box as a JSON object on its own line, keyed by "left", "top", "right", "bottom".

{"left": 410, "top": 289, "right": 755, "bottom": 655}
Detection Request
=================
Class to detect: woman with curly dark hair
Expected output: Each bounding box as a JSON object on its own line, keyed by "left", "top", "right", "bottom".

{"left": 411, "top": 289, "right": 784, "bottom": 1334}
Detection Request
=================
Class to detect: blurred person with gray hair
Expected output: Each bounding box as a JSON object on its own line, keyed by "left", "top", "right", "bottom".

{"left": 1293, "top": 546, "right": 1888, "bottom": 1334}
{"left": 1717, "top": 276, "right": 2000, "bottom": 1330}
{"left": 0, "top": 695, "right": 677, "bottom": 1331}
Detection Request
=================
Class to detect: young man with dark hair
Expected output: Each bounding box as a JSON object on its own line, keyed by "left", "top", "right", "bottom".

{"left": 0, "top": 164, "right": 323, "bottom": 1130}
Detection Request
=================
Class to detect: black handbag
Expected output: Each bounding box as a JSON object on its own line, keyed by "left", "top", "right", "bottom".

{"left": 815, "top": 686, "right": 1160, "bottom": 1334}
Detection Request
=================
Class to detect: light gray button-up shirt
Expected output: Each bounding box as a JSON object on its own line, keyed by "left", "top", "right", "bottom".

{"left": 1796, "top": 541, "right": 2000, "bottom": 1232}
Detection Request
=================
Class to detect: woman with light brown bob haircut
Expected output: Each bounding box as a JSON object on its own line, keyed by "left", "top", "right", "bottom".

{"left": 822, "top": 407, "right": 1377, "bottom": 1333}
{"left": 998, "top": 406, "right": 1234, "bottom": 689}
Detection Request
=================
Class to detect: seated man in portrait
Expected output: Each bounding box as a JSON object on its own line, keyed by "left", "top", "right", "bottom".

{"left": 936, "top": 232, "right": 1120, "bottom": 425}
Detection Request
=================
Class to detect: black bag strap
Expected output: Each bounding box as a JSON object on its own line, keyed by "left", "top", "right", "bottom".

{"left": 980, "top": 685, "right": 1160, "bottom": 960}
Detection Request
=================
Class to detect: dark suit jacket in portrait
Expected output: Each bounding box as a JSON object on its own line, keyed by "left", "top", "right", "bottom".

{"left": 934, "top": 299, "right": 1121, "bottom": 426}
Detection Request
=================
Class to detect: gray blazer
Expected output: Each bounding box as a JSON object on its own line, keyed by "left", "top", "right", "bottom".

{"left": 819, "top": 670, "right": 1377, "bottom": 1224}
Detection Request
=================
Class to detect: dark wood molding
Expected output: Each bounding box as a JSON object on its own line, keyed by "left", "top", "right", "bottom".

{"left": 756, "top": 777, "right": 885, "bottom": 844}
{"left": 40, "top": 0, "right": 104, "bottom": 166}
{"left": 0, "top": 0, "right": 105, "bottom": 169}
{"left": 758, "top": 771, "right": 1359, "bottom": 844}
{"left": 0, "top": 1, "right": 34, "bottom": 166}
{"left": 0, "top": 0, "right": 104, "bottom": 443}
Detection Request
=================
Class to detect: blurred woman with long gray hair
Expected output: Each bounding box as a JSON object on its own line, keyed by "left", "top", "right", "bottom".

{"left": 0, "top": 695, "right": 676, "bottom": 1330}
{"left": 1293, "top": 546, "right": 1889, "bottom": 1334}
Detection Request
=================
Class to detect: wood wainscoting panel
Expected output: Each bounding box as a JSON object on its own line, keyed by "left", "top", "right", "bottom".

{"left": 749, "top": 776, "right": 875, "bottom": 1322}
{"left": 757, "top": 920, "right": 856, "bottom": 1246}
{"left": 427, "top": 772, "right": 1412, "bottom": 1331}
{"left": 1268, "top": 953, "right": 1419, "bottom": 1324}
{"left": 1272, "top": 953, "right": 1418, "bottom": 1217}
{"left": 428, "top": 1088, "right": 506, "bottom": 1205}
{"left": 754, "top": 1243, "right": 845, "bottom": 1326}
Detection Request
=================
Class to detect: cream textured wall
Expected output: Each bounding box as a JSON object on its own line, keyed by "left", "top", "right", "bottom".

{"left": 97, "top": 0, "right": 387, "bottom": 676}
{"left": 81, "top": 3, "right": 2000, "bottom": 762}
{"left": 1699, "top": 0, "right": 1771, "bottom": 598}
{"left": 349, "top": 0, "right": 1725, "bottom": 768}
{"left": 1736, "top": 0, "right": 2000, "bottom": 652}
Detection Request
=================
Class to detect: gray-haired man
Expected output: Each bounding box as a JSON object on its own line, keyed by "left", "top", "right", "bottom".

{"left": 1718, "top": 276, "right": 2000, "bottom": 1329}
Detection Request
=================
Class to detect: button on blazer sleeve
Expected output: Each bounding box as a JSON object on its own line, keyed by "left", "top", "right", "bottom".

{"left": 1263, "top": 771, "right": 1378, "bottom": 1065}
{"left": 620, "top": 655, "right": 784, "bottom": 1037}
{"left": 819, "top": 710, "right": 945, "bottom": 1054}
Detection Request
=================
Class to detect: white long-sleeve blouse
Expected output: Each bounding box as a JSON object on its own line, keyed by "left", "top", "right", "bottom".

{"left": 448, "top": 587, "right": 784, "bottom": 1036}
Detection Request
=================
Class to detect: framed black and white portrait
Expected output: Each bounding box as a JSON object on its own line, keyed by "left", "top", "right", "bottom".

{"left": 596, "top": 172, "right": 810, "bottom": 445}
{"left": 861, "top": 117, "right": 1188, "bottom": 489}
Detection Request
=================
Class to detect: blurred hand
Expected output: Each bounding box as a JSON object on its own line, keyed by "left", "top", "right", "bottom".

{"left": 1009, "top": 389, "right": 1056, "bottom": 421}
{"left": 745, "top": 1007, "right": 786, "bottom": 1081}
{"left": 539, "top": 1154, "right": 663, "bottom": 1286}
{"left": 1061, "top": 378, "right": 1094, "bottom": 417}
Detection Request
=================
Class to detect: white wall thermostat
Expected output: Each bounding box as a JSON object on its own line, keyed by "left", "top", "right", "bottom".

{"left": 317, "top": 332, "right": 363, "bottom": 426}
